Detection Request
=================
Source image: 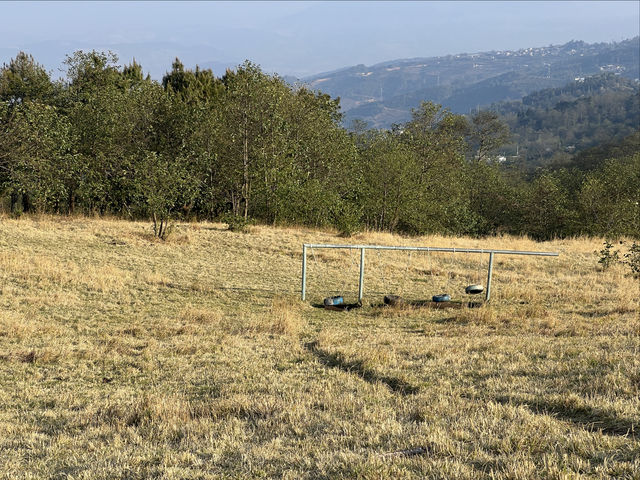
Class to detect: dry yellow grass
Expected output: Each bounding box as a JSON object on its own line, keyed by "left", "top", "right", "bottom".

{"left": 0, "top": 215, "right": 638, "bottom": 479}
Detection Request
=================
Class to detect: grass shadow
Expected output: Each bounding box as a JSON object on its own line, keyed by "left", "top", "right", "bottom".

{"left": 573, "top": 308, "right": 638, "bottom": 319}
{"left": 195, "top": 225, "right": 228, "bottom": 232}
{"left": 495, "top": 395, "right": 637, "bottom": 438}
{"left": 434, "top": 316, "right": 461, "bottom": 324}
{"left": 304, "top": 341, "right": 419, "bottom": 395}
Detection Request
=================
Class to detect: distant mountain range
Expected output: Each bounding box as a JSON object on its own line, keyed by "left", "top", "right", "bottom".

{"left": 297, "top": 38, "right": 640, "bottom": 129}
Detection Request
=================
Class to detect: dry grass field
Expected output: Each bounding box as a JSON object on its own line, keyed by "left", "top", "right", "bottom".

{"left": 0, "top": 216, "right": 638, "bottom": 479}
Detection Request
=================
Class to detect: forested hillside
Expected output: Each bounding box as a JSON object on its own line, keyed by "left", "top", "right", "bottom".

{"left": 570, "top": 131, "right": 640, "bottom": 171}
{"left": 488, "top": 74, "right": 640, "bottom": 168}
{"left": 1, "top": 50, "right": 638, "bottom": 240}
{"left": 300, "top": 38, "right": 639, "bottom": 129}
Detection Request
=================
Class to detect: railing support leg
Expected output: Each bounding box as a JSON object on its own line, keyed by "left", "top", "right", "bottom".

{"left": 301, "top": 244, "right": 307, "bottom": 301}
{"left": 358, "top": 247, "right": 365, "bottom": 303}
{"left": 486, "top": 251, "right": 494, "bottom": 302}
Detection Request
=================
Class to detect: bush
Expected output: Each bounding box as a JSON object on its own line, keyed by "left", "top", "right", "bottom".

{"left": 597, "top": 241, "right": 620, "bottom": 270}
{"left": 597, "top": 240, "right": 640, "bottom": 278}
{"left": 223, "top": 214, "right": 253, "bottom": 233}
{"left": 622, "top": 242, "right": 640, "bottom": 278}
{"left": 330, "top": 201, "right": 361, "bottom": 237}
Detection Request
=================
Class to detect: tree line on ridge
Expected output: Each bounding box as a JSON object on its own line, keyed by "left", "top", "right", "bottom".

{"left": 1, "top": 51, "right": 638, "bottom": 240}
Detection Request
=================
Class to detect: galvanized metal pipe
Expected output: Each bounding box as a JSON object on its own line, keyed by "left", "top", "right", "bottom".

{"left": 301, "top": 244, "right": 307, "bottom": 301}
{"left": 486, "top": 251, "right": 494, "bottom": 302}
{"left": 303, "top": 244, "right": 559, "bottom": 256}
{"left": 358, "top": 247, "right": 365, "bottom": 302}
{"left": 300, "top": 243, "right": 559, "bottom": 302}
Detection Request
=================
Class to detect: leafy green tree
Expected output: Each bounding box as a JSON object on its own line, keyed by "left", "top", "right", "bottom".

{"left": 466, "top": 162, "right": 527, "bottom": 235}
{"left": 2, "top": 48, "right": 635, "bottom": 245}
{"left": 0, "top": 102, "right": 74, "bottom": 213}
{"left": 151, "top": 88, "right": 213, "bottom": 223}
{"left": 121, "top": 59, "right": 150, "bottom": 85}
{"left": 0, "top": 52, "right": 58, "bottom": 212}
{"left": 179, "top": 99, "right": 222, "bottom": 219}
{"left": 0, "top": 52, "right": 54, "bottom": 107}
{"left": 467, "top": 111, "right": 510, "bottom": 163}
{"left": 272, "top": 86, "right": 357, "bottom": 228}
{"left": 524, "top": 172, "right": 574, "bottom": 240}
{"left": 137, "top": 151, "right": 199, "bottom": 239}
{"left": 63, "top": 50, "right": 122, "bottom": 102}
{"left": 63, "top": 51, "right": 164, "bottom": 214}
{"left": 162, "top": 58, "right": 223, "bottom": 104}
{"left": 399, "top": 102, "right": 472, "bottom": 234}
{"left": 359, "top": 132, "right": 419, "bottom": 231}
{"left": 216, "top": 61, "right": 287, "bottom": 219}
{"left": 577, "top": 154, "right": 640, "bottom": 237}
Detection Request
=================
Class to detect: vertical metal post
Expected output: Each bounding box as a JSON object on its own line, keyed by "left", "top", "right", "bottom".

{"left": 486, "top": 251, "right": 494, "bottom": 302}
{"left": 301, "top": 244, "right": 307, "bottom": 301}
{"left": 358, "top": 247, "right": 365, "bottom": 303}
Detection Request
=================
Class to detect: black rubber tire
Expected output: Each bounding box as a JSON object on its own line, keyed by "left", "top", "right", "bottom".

{"left": 384, "top": 295, "right": 405, "bottom": 306}
{"left": 465, "top": 284, "right": 484, "bottom": 295}
{"left": 432, "top": 293, "right": 451, "bottom": 302}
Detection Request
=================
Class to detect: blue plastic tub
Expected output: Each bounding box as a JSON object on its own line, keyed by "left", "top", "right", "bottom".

{"left": 324, "top": 296, "right": 344, "bottom": 306}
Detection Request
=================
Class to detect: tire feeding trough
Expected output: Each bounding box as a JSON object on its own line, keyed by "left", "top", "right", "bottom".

{"left": 465, "top": 284, "right": 484, "bottom": 295}
{"left": 302, "top": 243, "right": 559, "bottom": 305}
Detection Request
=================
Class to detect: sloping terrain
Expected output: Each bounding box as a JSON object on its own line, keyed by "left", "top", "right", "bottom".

{"left": 491, "top": 74, "right": 640, "bottom": 168}
{"left": 301, "top": 38, "right": 640, "bottom": 128}
{"left": 0, "top": 217, "right": 638, "bottom": 478}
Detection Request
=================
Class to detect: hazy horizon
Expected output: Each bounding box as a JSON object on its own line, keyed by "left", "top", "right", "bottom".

{"left": 1, "top": 1, "right": 639, "bottom": 79}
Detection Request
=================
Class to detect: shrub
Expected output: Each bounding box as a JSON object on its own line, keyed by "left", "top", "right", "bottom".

{"left": 597, "top": 241, "right": 620, "bottom": 270}
{"left": 598, "top": 240, "right": 640, "bottom": 278}
{"left": 223, "top": 213, "right": 253, "bottom": 233}
{"left": 622, "top": 242, "right": 640, "bottom": 278}
{"left": 331, "top": 201, "right": 361, "bottom": 237}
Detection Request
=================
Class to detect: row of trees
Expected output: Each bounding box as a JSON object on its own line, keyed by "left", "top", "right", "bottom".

{"left": 1, "top": 51, "right": 638, "bottom": 240}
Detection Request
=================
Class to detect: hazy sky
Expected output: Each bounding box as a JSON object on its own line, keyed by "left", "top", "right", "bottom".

{"left": 1, "top": 1, "right": 638, "bottom": 79}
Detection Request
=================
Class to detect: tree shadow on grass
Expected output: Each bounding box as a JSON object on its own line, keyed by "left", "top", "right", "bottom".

{"left": 495, "top": 395, "right": 637, "bottom": 438}
{"left": 304, "top": 341, "right": 419, "bottom": 396}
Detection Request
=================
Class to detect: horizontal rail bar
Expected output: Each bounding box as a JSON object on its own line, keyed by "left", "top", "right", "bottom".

{"left": 303, "top": 244, "right": 559, "bottom": 256}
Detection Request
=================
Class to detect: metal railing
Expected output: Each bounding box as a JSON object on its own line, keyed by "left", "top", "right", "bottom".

{"left": 301, "top": 243, "right": 559, "bottom": 303}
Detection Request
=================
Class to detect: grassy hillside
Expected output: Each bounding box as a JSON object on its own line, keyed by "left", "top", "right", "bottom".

{"left": 0, "top": 217, "right": 638, "bottom": 479}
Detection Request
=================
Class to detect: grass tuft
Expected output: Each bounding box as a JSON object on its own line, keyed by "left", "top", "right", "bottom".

{"left": 265, "top": 295, "right": 305, "bottom": 336}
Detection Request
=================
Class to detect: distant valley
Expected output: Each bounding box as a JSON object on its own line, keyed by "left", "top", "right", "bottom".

{"left": 297, "top": 37, "right": 639, "bottom": 129}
